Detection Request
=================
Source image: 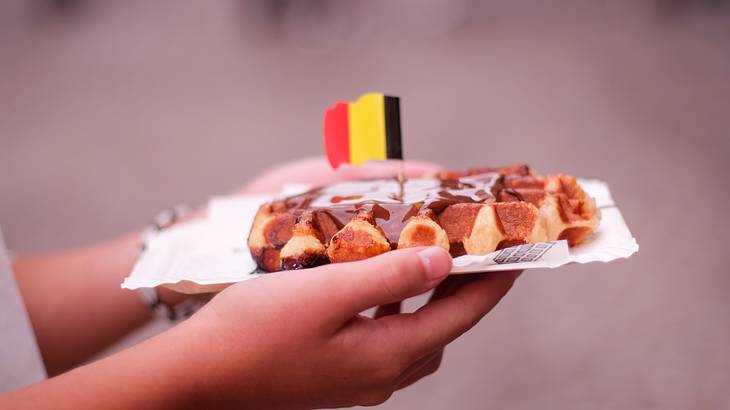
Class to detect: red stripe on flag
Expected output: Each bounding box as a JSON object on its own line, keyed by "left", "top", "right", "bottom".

{"left": 323, "top": 101, "right": 350, "bottom": 169}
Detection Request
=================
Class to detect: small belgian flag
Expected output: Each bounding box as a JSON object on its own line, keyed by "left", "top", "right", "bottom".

{"left": 323, "top": 93, "right": 402, "bottom": 169}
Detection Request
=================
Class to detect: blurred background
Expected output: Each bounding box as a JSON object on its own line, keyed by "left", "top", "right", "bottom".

{"left": 1, "top": 0, "right": 729, "bottom": 408}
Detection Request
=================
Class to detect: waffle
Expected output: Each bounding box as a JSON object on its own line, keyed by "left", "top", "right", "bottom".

{"left": 248, "top": 165, "right": 600, "bottom": 272}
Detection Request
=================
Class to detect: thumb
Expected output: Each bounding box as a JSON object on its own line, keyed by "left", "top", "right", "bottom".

{"left": 313, "top": 247, "right": 452, "bottom": 325}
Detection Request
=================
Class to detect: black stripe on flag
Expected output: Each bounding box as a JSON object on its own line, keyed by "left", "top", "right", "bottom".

{"left": 384, "top": 96, "right": 403, "bottom": 160}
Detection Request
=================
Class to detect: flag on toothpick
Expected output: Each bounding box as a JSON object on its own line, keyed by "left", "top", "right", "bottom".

{"left": 323, "top": 92, "right": 402, "bottom": 169}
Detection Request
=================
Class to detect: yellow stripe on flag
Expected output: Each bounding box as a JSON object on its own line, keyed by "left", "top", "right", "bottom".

{"left": 348, "top": 93, "right": 387, "bottom": 165}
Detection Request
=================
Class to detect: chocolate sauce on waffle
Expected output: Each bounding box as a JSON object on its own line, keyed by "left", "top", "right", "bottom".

{"left": 282, "top": 173, "right": 500, "bottom": 246}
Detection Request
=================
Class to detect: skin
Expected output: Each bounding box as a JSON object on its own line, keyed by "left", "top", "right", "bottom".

{"left": 4, "top": 158, "right": 521, "bottom": 409}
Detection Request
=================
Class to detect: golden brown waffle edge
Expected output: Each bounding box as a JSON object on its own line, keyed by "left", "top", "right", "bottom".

{"left": 248, "top": 165, "right": 600, "bottom": 272}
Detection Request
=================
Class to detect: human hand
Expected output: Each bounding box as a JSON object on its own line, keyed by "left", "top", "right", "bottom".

{"left": 169, "top": 247, "right": 520, "bottom": 409}
{"left": 168, "top": 159, "right": 442, "bottom": 312}
{"left": 371, "top": 272, "right": 508, "bottom": 390}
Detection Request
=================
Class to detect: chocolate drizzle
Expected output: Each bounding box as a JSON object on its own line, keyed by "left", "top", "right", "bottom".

{"left": 280, "top": 173, "right": 501, "bottom": 246}
{"left": 503, "top": 188, "right": 525, "bottom": 202}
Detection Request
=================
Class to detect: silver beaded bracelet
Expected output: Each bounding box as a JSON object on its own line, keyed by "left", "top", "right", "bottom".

{"left": 136, "top": 205, "right": 211, "bottom": 321}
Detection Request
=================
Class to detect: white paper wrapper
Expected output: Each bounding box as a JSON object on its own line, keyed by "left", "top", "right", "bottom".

{"left": 123, "top": 179, "right": 638, "bottom": 294}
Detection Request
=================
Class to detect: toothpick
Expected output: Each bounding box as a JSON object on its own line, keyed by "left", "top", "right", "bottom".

{"left": 396, "top": 159, "right": 405, "bottom": 202}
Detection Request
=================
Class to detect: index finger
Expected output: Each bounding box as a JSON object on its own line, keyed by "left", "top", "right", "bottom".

{"left": 380, "top": 270, "right": 521, "bottom": 361}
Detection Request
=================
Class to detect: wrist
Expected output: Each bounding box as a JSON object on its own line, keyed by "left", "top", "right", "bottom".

{"left": 143, "top": 325, "right": 207, "bottom": 409}
{"left": 155, "top": 314, "right": 236, "bottom": 409}
{"left": 166, "top": 308, "right": 274, "bottom": 409}
{"left": 96, "top": 323, "right": 207, "bottom": 409}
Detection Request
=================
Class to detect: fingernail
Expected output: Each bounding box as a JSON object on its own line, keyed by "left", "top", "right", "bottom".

{"left": 417, "top": 247, "right": 451, "bottom": 282}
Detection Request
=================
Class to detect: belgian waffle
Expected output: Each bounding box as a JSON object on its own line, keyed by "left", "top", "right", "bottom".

{"left": 248, "top": 165, "right": 600, "bottom": 272}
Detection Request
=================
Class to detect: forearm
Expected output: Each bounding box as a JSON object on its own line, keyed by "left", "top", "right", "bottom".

{"left": 11, "top": 232, "right": 182, "bottom": 375}
{"left": 0, "top": 323, "right": 201, "bottom": 410}
{"left": 1, "top": 245, "right": 518, "bottom": 410}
